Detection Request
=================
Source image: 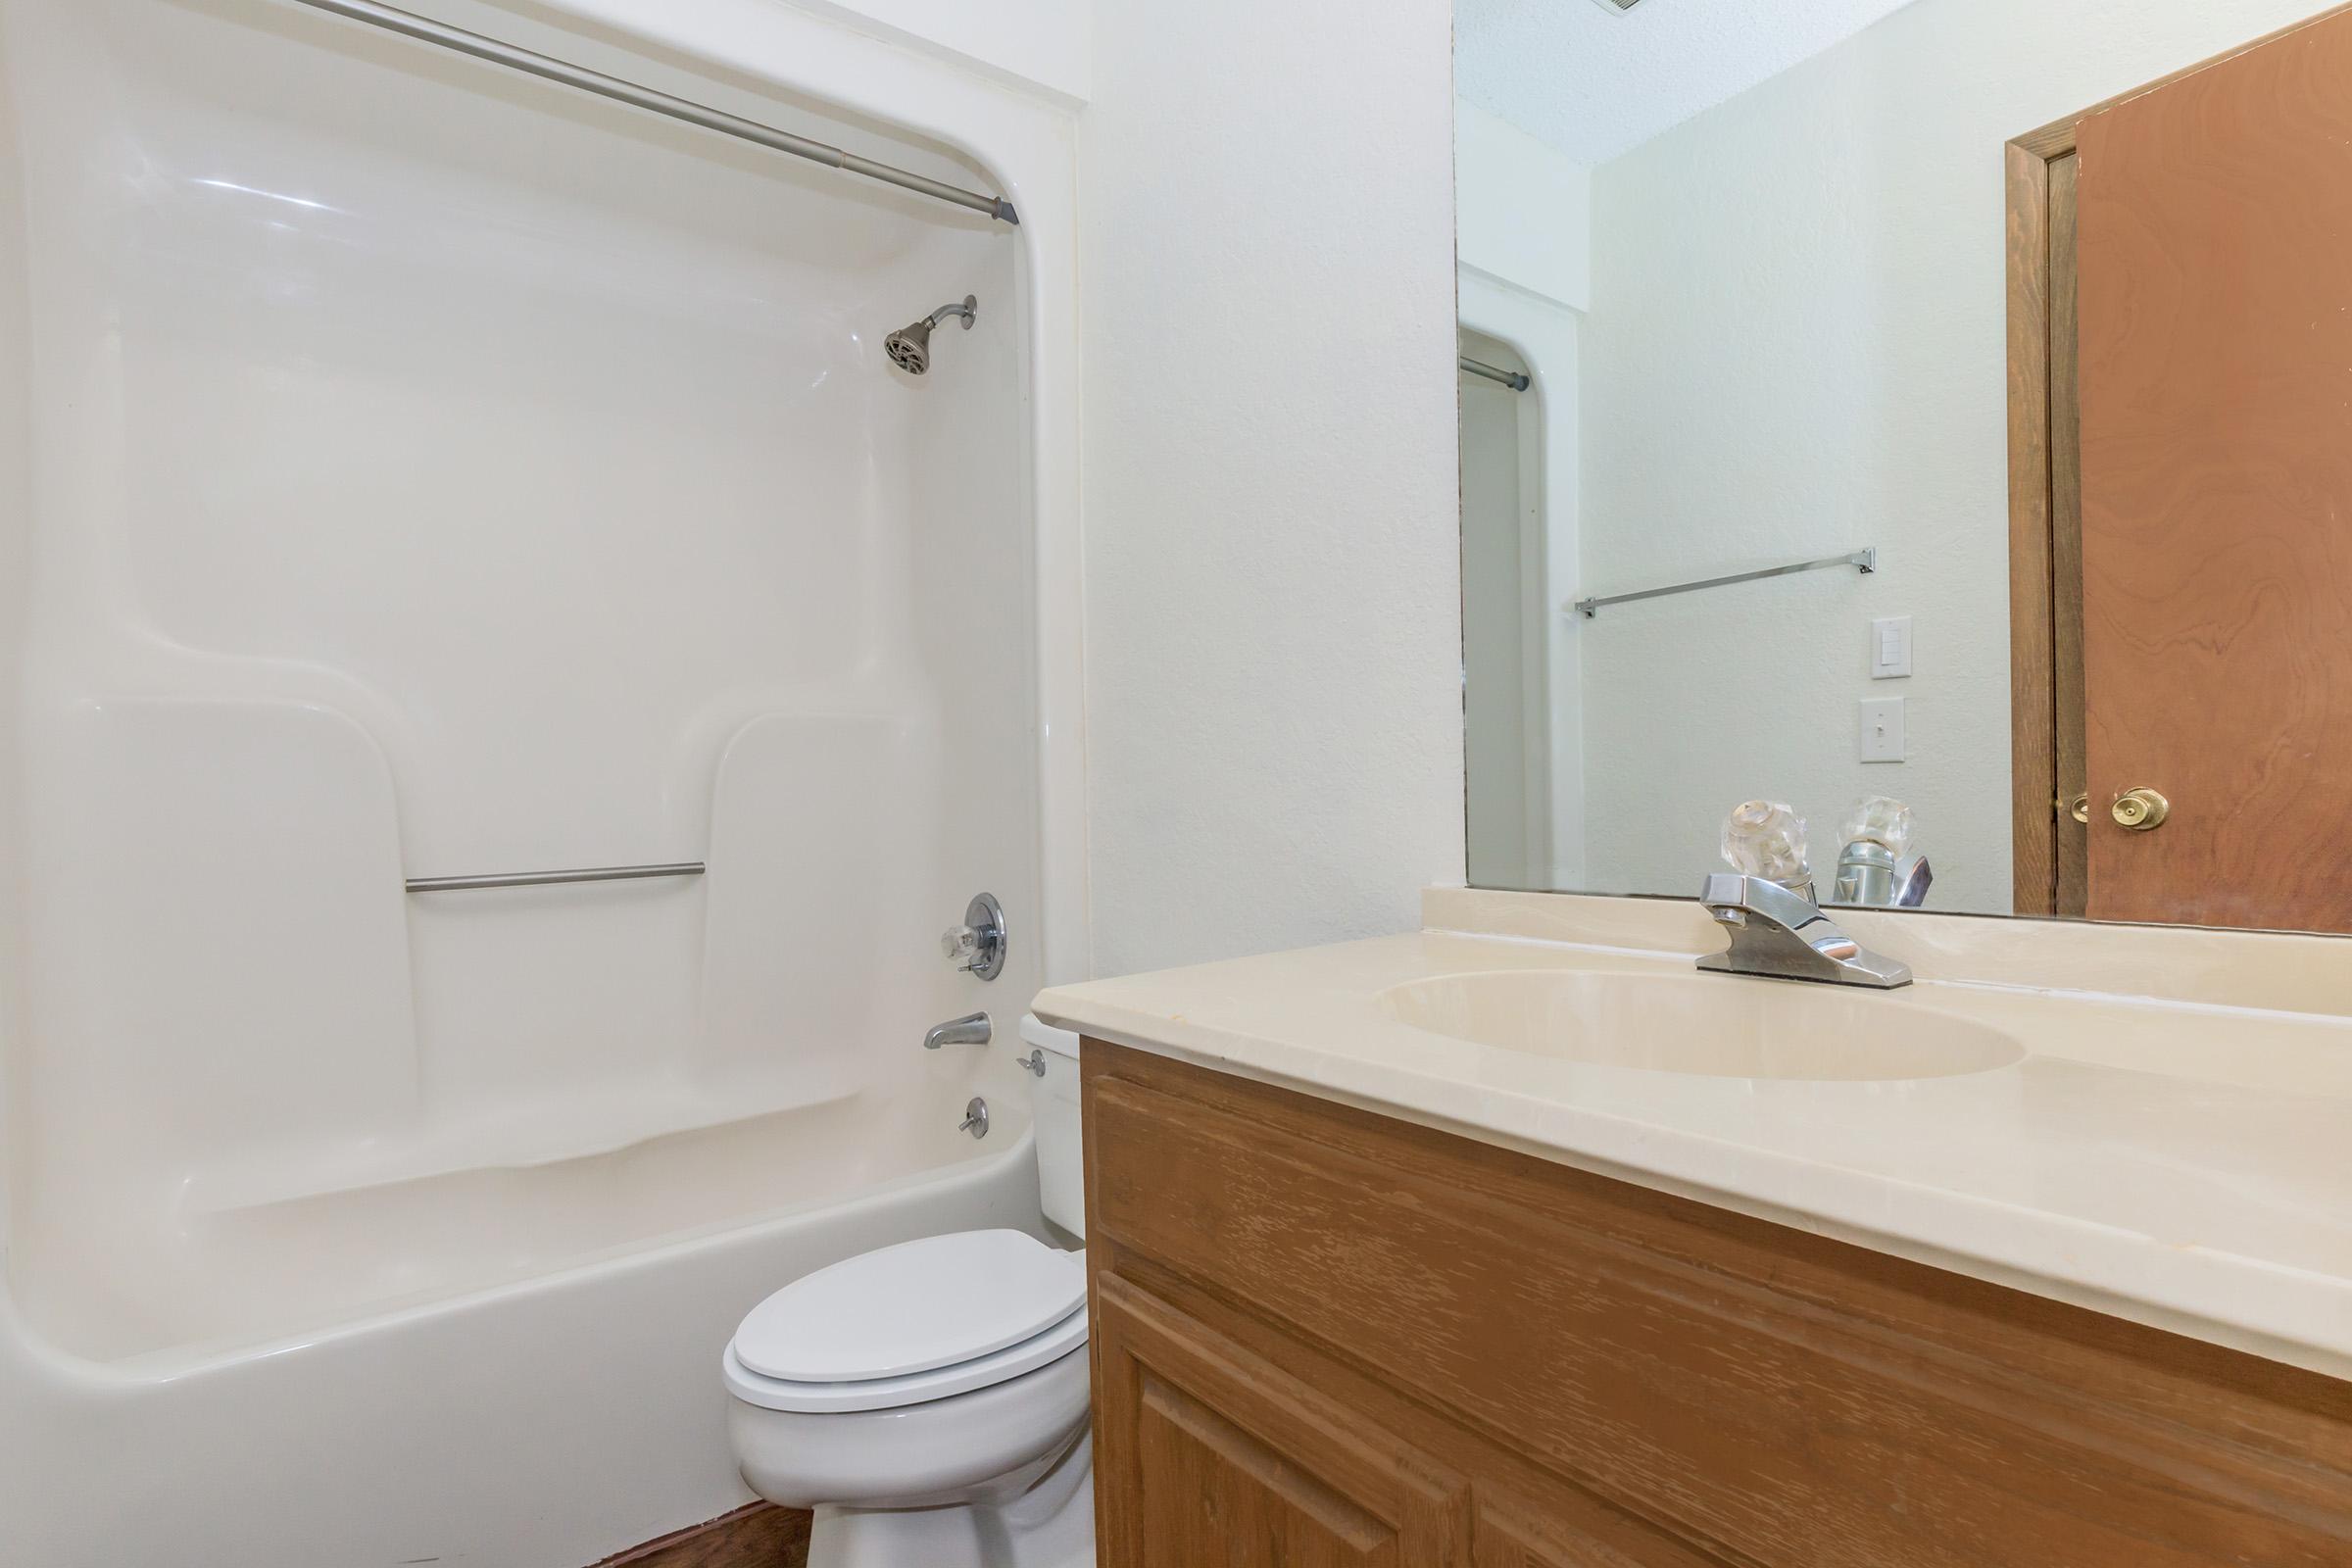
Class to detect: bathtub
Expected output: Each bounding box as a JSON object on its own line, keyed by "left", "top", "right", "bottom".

{"left": 0, "top": 1115, "right": 1044, "bottom": 1564}
{"left": 0, "top": 0, "right": 1082, "bottom": 1561}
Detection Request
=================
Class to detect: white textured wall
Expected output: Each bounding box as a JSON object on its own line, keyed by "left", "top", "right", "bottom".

{"left": 789, "top": 0, "right": 1090, "bottom": 104}
{"left": 1577, "top": 0, "right": 2322, "bottom": 913}
{"left": 1459, "top": 270, "right": 1583, "bottom": 889}
{"left": 1455, "top": 100, "right": 1590, "bottom": 888}
{"left": 1079, "top": 2, "right": 1461, "bottom": 973}
{"left": 1460, "top": 334, "right": 1540, "bottom": 888}
{"left": 1456, "top": 100, "right": 1590, "bottom": 311}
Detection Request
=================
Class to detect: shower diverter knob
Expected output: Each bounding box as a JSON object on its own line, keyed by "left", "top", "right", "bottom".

{"left": 940, "top": 892, "right": 1007, "bottom": 981}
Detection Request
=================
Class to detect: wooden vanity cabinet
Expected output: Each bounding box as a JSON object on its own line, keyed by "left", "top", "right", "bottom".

{"left": 1081, "top": 1041, "right": 2352, "bottom": 1568}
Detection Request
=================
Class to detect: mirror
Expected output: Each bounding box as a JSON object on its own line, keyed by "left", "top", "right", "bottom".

{"left": 1454, "top": 0, "right": 2352, "bottom": 934}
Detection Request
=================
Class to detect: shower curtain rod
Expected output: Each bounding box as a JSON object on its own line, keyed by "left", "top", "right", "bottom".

{"left": 281, "top": 0, "right": 1021, "bottom": 224}
{"left": 1459, "top": 355, "right": 1529, "bottom": 392}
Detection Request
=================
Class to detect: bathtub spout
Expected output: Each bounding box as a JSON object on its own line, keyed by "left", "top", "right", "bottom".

{"left": 924, "top": 1012, "right": 992, "bottom": 1050}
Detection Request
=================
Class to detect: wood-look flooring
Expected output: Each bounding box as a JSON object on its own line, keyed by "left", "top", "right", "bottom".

{"left": 594, "top": 1502, "right": 811, "bottom": 1568}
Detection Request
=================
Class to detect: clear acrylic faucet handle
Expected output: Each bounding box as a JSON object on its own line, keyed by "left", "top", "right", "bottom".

{"left": 1721, "top": 800, "right": 1810, "bottom": 885}
{"left": 941, "top": 924, "right": 983, "bottom": 965}
{"left": 1840, "top": 795, "right": 1916, "bottom": 856}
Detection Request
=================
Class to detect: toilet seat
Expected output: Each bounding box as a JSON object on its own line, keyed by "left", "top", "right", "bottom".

{"left": 724, "top": 1230, "right": 1090, "bottom": 1414}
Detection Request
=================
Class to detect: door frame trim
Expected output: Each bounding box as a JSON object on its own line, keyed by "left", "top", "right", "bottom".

{"left": 2004, "top": 135, "right": 2062, "bottom": 916}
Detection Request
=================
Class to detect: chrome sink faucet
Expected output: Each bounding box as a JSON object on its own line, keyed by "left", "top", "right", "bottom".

{"left": 1696, "top": 873, "right": 1912, "bottom": 989}
{"left": 1699, "top": 800, "right": 1911, "bottom": 988}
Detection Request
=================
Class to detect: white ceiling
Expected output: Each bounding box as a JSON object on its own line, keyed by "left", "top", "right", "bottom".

{"left": 1456, "top": 0, "right": 1922, "bottom": 167}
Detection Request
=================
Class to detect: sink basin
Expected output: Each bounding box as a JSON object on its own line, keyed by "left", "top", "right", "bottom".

{"left": 1377, "top": 969, "right": 2026, "bottom": 1081}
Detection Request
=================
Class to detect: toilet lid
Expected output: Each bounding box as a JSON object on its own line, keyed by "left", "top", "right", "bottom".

{"left": 721, "top": 1304, "right": 1088, "bottom": 1413}
{"left": 730, "top": 1230, "right": 1088, "bottom": 1385}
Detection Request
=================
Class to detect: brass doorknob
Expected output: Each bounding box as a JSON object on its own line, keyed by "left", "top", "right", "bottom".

{"left": 2111, "top": 787, "right": 2170, "bottom": 831}
{"left": 2067, "top": 793, "right": 2089, "bottom": 825}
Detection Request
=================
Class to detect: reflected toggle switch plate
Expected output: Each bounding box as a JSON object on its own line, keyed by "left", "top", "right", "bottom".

{"left": 1858, "top": 698, "right": 1906, "bottom": 762}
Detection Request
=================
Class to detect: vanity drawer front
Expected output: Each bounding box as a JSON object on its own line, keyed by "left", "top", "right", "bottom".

{"left": 1082, "top": 1041, "right": 2352, "bottom": 1568}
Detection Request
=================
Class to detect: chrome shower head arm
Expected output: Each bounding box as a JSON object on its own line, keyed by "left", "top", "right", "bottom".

{"left": 923, "top": 295, "right": 979, "bottom": 331}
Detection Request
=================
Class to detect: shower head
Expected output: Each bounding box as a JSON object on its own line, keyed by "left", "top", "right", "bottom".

{"left": 885, "top": 295, "right": 978, "bottom": 375}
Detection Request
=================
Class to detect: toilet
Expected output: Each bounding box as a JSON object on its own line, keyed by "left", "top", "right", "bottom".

{"left": 723, "top": 1016, "right": 1094, "bottom": 1567}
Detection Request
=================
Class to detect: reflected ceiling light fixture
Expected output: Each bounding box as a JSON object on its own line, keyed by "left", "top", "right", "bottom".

{"left": 1588, "top": 0, "right": 1646, "bottom": 12}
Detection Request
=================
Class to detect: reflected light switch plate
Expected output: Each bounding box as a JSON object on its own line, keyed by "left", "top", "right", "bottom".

{"left": 1858, "top": 698, "right": 1906, "bottom": 762}
{"left": 1871, "top": 616, "right": 1913, "bottom": 678}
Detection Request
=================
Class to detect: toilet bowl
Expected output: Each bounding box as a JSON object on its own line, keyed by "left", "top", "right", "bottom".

{"left": 724, "top": 1017, "right": 1093, "bottom": 1567}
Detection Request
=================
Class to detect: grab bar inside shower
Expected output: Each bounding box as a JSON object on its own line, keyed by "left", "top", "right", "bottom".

{"left": 406, "top": 862, "right": 706, "bottom": 894}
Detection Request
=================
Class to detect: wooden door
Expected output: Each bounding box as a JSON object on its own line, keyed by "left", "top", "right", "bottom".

{"left": 1091, "top": 1273, "right": 1471, "bottom": 1567}
{"left": 2073, "top": 7, "right": 2352, "bottom": 930}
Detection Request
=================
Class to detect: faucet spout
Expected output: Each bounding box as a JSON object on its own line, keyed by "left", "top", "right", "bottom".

{"left": 1695, "top": 874, "right": 1911, "bottom": 989}
{"left": 924, "top": 1011, "right": 993, "bottom": 1050}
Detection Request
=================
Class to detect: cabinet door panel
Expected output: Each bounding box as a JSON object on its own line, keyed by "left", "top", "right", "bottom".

{"left": 1136, "top": 1371, "right": 1399, "bottom": 1566}
{"left": 1470, "top": 1491, "right": 1727, "bottom": 1568}
{"left": 1094, "top": 1272, "right": 1470, "bottom": 1568}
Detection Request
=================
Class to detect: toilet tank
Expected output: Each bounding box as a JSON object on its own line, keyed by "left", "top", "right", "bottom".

{"left": 1020, "top": 1014, "right": 1086, "bottom": 1240}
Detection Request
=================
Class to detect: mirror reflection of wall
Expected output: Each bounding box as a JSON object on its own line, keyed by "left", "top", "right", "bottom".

{"left": 1458, "top": 331, "right": 1547, "bottom": 892}
{"left": 1457, "top": 98, "right": 1587, "bottom": 893}
{"left": 1455, "top": 0, "right": 2352, "bottom": 932}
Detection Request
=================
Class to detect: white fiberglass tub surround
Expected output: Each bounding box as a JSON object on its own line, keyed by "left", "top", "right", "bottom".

{"left": 0, "top": 0, "right": 1086, "bottom": 1556}
{"left": 0, "top": 0, "right": 1051, "bottom": 1380}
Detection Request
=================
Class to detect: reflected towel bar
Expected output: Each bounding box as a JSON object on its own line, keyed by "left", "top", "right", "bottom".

{"left": 406, "top": 862, "right": 706, "bottom": 893}
{"left": 1460, "top": 355, "right": 1530, "bottom": 392}
{"left": 1572, "top": 548, "right": 1876, "bottom": 619}
{"left": 280, "top": 0, "right": 1020, "bottom": 224}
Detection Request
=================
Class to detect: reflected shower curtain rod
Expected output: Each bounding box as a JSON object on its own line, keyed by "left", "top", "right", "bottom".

{"left": 1460, "top": 355, "right": 1530, "bottom": 392}
{"left": 280, "top": 0, "right": 1021, "bottom": 224}
{"left": 1572, "top": 548, "right": 1877, "bottom": 619}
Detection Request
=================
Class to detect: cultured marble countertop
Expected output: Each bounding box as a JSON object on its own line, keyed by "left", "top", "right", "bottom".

{"left": 1035, "top": 909, "right": 2352, "bottom": 1379}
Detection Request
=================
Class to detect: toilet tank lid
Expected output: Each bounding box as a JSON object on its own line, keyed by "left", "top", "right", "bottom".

{"left": 731, "top": 1229, "right": 1086, "bottom": 1385}
{"left": 1020, "top": 1012, "right": 1081, "bottom": 1059}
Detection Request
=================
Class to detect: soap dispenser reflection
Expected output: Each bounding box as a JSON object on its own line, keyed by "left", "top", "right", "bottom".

{"left": 1832, "top": 797, "right": 1933, "bottom": 908}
